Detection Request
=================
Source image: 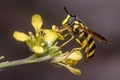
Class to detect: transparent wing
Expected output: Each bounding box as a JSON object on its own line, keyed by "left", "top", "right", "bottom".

{"left": 80, "top": 25, "right": 108, "bottom": 44}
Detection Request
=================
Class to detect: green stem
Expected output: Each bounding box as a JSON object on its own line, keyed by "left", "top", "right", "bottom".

{"left": 0, "top": 55, "right": 52, "bottom": 71}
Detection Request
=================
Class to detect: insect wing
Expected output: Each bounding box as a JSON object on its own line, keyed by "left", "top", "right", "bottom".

{"left": 81, "top": 27, "right": 108, "bottom": 44}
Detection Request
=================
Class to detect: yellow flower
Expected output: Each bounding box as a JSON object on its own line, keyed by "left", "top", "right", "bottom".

{"left": 31, "top": 14, "right": 43, "bottom": 33}
{"left": 13, "top": 14, "right": 45, "bottom": 55}
{"left": 52, "top": 51, "right": 82, "bottom": 75}
{"left": 13, "top": 14, "right": 62, "bottom": 55}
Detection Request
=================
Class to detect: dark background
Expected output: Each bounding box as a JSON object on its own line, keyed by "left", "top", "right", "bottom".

{"left": 0, "top": 0, "right": 120, "bottom": 80}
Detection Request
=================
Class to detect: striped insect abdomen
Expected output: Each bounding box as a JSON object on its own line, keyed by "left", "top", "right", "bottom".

{"left": 79, "top": 32, "right": 96, "bottom": 61}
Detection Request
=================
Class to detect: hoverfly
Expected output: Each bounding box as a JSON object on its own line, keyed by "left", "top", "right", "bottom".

{"left": 60, "top": 7, "right": 108, "bottom": 61}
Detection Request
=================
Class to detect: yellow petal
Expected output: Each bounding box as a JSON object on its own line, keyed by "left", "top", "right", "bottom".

{"left": 58, "top": 63, "right": 81, "bottom": 75}
{"left": 13, "top": 31, "right": 29, "bottom": 42}
{"left": 65, "top": 59, "right": 78, "bottom": 66}
{"left": 31, "top": 14, "right": 43, "bottom": 33}
{"left": 44, "top": 30, "right": 58, "bottom": 46}
{"left": 32, "top": 45, "right": 44, "bottom": 54}
{"left": 67, "top": 51, "right": 82, "bottom": 60}
{"left": 51, "top": 25, "right": 64, "bottom": 40}
{"left": 66, "top": 65, "right": 81, "bottom": 75}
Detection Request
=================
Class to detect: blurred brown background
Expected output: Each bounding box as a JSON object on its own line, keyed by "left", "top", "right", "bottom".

{"left": 0, "top": 0, "right": 120, "bottom": 80}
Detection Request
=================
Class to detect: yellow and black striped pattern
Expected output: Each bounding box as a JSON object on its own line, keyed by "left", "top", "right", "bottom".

{"left": 78, "top": 32, "right": 96, "bottom": 61}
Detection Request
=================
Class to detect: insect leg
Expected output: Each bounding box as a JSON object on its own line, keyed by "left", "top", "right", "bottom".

{"left": 69, "top": 38, "right": 84, "bottom": 53}
{"left": 60, "top": 35, "right": 74, "bottom": 48}
{"left": 64, "top": 38, "right": 84, "bottom": 60}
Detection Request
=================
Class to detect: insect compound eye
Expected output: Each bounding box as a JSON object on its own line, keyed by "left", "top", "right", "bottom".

{"left": 68, "top": 16, "right": 76, "bottom": 25}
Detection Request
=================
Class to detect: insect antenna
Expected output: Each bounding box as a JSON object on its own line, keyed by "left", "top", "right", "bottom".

{"left": 64, "top": 6, "right": 72, "bottom": 16}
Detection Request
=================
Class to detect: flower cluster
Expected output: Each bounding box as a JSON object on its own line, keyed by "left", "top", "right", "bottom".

{"left": 13, "top": 14, "right": 82, "bottom": 75}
